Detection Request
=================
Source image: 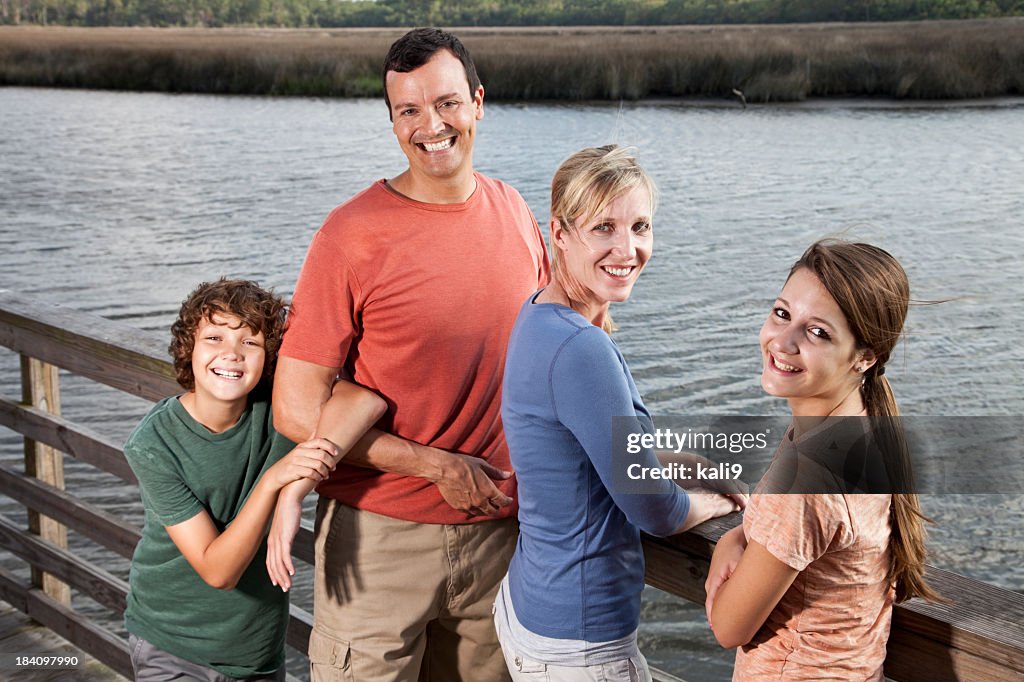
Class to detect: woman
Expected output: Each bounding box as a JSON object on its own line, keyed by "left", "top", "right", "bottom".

{"left": 705, "top": 240, "right": 940, "bottom": 680}
{"left": 496, "top": 145, "right": 742, "bottom": 681}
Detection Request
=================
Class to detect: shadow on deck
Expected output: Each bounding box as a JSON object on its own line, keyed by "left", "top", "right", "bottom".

{"left": 0, "top": 600, "right": 125, "bottom": 681}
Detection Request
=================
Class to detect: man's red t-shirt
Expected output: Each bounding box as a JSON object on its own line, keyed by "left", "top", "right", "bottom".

{"left": 280, "top": 175, "right": 549, "bottom": 524}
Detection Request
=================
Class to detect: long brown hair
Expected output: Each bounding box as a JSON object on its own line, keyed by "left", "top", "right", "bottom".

{"left": 549, "top": 145, "right": 656, "bottom": 334}
{"left": 794, "top": 240, "right": 941, "bottom": 603}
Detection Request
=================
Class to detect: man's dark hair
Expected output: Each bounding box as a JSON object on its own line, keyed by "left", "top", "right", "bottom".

{"left": 382, "top": 28, "right": 481, "bottom": 120}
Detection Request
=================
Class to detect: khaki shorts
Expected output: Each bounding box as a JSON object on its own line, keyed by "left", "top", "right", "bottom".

{"left": 309, "top": 499, "right": 517, "bottom": 682}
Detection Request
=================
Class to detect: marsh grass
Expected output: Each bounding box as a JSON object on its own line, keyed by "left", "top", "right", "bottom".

{"left": 1, "top": 20, "right": 1023, "bottom": 102}
{"left": 0, "top": 27, "right": 393, "bottom": 96}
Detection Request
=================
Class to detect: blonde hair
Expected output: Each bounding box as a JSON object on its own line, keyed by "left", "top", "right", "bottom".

{"left": 549, "top": 145, "right": 656, "bottom": 334}
{"left": 793, "top": 240, "right": 940, "bottom": 603}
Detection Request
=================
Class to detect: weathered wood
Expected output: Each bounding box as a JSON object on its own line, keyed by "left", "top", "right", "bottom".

{"left": 0, "top": 290, "right": 178, "bottom": 402}
{"left": 895, "top": 567, "right": 1024, "bottom": 673}
{"left": 0, "top": 565, "right": 29, "bottom": 613}
{"left": 641, "top": 515, "right": 739, "bottom": 604}
{"left": 0, "top": 398, "right": 138, "bottom": 483}
{"left": 20, "top": 355, "right": 70, "bottom": 606}
{"left": 641, "top": 516, "right": 1024, "bottom": 682}
{"left": 0, "top": 576, "right": 128, "bottom": 681}
{"left": 885, "top": 622, "right": 1020, "bottom": 682}
{"left": 23, "top": 583, "right": 132, "bottom": 678}
{"left": 287, "top": 603, "right": 314, "bottom": 653}
{"left": 0, "top": 466, "right": 141, "bottom": 560}
{"left": 0, "top": 598, "right": 126, "bottom": 675}
{"left": 643, "top": 539, "right": 710, "bottom": 605}
{"left": 295, "top": 524, "right": 315, "bottom": 565}
{"left": 0, "top": 513, "right": 128, "bottom": 615}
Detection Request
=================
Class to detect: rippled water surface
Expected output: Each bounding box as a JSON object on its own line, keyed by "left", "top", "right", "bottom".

{"left": 1, "top": 87, "right": 1022, "bottom": 680}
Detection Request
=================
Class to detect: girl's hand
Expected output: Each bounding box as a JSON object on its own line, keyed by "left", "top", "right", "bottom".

{"left": 706, "top": 526, "right": 748, "bottom": 626}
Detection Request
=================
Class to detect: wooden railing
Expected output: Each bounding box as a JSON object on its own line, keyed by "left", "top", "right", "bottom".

{"left": 1, "top": 289, "right": 1022, "bottom": 681}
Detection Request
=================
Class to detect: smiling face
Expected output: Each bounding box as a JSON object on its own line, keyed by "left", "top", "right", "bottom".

{"left": 189, "top": 312, "right": 266, "bottom": 418}
{"left": 386, "top": 49, "right": 484, "bottom": 199}
{"left": 552, "top": 184, "right": 653, "bottom": 323}
{"left": 759, "top": 267, "right": 874, "bottom": 416}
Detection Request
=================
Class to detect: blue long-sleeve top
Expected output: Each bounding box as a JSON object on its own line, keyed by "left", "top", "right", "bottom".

{"left": 502, "top": 293, "right": 690, "bottom": 642}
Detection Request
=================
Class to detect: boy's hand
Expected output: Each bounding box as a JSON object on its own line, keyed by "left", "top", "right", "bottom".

{"left": 266, "top": 438, "right": 341, "bottom": 490}
{"left": 267, "top": 484, "right": 306, "bottom": 592}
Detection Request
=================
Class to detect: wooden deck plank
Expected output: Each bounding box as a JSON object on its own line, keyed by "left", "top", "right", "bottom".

{"left": 0, "top": 599, "right": 126, "bottom": 681}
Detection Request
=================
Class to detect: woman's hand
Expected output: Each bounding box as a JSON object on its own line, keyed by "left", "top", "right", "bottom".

{"left": 677, "top": 488, "right": 746, "bottom": 533}
{"left": 706, "top": 525, "right": 748, "bottom": 626}
{"left": 264, "top": 438, "right": 340, "bottom": 490}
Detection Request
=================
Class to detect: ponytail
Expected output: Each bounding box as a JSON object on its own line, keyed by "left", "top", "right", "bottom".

{"left": 863, "top": 367, "right": 943, "bottom": 603}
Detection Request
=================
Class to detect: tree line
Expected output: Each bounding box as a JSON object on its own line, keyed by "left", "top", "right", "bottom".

{"left": 3, "top": 0, "right": 1022, "bottom": 28}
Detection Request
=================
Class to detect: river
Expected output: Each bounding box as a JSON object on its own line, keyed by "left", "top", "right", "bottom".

{"left": 1, "top": 86, "right": 1022, "bottom": 680}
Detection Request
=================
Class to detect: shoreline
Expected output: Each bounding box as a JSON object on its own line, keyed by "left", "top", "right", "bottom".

{"left": 2, "top": 20, "right": 1024, "bottom": 102}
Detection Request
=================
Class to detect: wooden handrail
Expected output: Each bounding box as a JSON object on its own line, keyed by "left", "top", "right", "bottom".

{"left": 0, "top": 290, "right": 178, "bottom": 401}
{"left": 1, "top": 289, "right": 1023, "bottom": 681}
{"left": 641, "top": 522, "right": 1024, "bottom": 681}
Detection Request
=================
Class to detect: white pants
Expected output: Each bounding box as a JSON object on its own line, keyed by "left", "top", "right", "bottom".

{"left": 493, "top": 594, "right": 652, "bottom": 682}
{"left": 498, "top": 638, "right": 651, "bottom": 682}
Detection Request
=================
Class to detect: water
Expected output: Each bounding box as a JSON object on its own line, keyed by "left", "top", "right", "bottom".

{"left": 1, "top": 87, "right": 1022, "bottom": 680}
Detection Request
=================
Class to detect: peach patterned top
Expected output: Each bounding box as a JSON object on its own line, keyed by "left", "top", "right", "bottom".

{"left": 733, "top": 429, "right": 895, "bottom": 680}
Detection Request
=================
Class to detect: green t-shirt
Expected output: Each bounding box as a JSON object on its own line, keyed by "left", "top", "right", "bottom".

{"left": 123, "top": 393, "right": 293, "bottom": 677}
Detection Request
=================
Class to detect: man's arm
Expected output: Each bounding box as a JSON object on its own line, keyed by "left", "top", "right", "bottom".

{"left": 266, "top": 380, "right": 387, "bottom": 591}
{"left": 273, "top": 356, "right": 512, "bottom": 516}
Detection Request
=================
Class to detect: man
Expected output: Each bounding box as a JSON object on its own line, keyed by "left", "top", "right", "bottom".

{"left": 272, "top": 28, "right": 549, "bottom": 682}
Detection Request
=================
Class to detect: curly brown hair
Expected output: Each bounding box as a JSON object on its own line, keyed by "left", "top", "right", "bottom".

{"left": 169, "top": 278, "right": 287, "bottom": 391}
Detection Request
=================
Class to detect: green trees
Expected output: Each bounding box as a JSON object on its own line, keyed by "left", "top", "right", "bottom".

{"left": 2, "top": 0, "right": 1021, "bottom": 27}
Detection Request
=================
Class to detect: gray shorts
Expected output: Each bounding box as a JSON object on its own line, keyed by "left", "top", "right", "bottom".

{"left": 128, "top": 634, "right": 286, "bottom": 682}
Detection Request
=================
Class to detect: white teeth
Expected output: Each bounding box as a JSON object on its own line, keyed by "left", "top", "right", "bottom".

{"left": 423, "top": 138, "right": 454, "bottom": 152}
{"left": 602, "top": 266, "right": 633, "bottom": 277}
{"left": 774, "top": 358, "right": 800, "bottom": 372}
{"left": 213, "top": 369, "right": 242, "bottom": 379}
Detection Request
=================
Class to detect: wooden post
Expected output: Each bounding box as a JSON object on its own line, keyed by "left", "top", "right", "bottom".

{"left": 20, "top": 355, "right": 71, "bottom": 605}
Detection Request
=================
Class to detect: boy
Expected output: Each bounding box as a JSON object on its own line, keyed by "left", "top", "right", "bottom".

{"left": 124, "top": 278, "right": 385, "bottom": 680}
